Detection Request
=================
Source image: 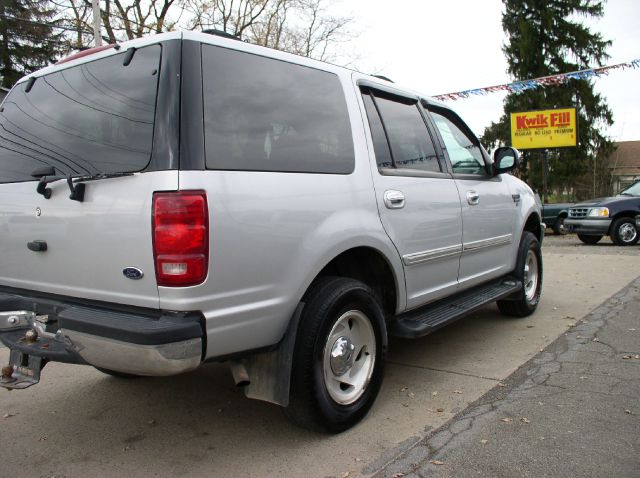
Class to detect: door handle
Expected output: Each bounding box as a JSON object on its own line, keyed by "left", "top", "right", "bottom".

{"left": 384, "top": 190, "right": 405, "bottom": 209}
{"left": 27, "top": 240, "right": 48, "bottom": 252}
{"left": 466, "top": 191, "right": 480, "bottom": 206}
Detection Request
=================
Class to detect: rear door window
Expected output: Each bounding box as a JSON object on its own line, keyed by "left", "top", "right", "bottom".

{"left": 0, "top": 45, "right": 161, "bottom": 183}
{"left": 362, "top": 91, "right": 441, "bottom": 173}
{"left": 361, "top": 94, "right": 393, "bottom": 169}
{"left": 202, "top": 45, "right": 354, "bottom": 174}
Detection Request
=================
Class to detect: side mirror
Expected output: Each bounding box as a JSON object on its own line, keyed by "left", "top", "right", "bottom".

{"left": 492, "top": 147, "right": 520, "bottom": 175}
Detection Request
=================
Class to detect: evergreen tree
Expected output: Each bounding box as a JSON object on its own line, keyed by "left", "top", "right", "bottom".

{"left": 482, "top": 0, "right": 614, "bottom": 200}
{"left": 0, "top": 0, "right": 63, "bottom": 88}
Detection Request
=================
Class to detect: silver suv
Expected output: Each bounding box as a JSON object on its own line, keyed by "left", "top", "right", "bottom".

{"left": 0, "top": 31, "right": 543, "bottom": 432}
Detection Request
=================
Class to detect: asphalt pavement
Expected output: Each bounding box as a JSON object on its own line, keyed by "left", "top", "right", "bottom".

{"left": 375, "top": 276, "right": 640, "bottom": 478}
{"left": 1, "top": 235, "right": 638, "bottom": 477}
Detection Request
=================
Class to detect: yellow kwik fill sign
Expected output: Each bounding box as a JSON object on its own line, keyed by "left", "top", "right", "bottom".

{"left": 510, "top": 108, "right": 577, "bottom": 149}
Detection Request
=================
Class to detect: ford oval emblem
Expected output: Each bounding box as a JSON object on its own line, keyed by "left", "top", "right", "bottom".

{"left": 123, "top": 267, "right": 144, "bottom": 280}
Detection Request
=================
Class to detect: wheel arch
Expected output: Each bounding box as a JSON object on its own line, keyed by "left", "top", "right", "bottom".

{"left": 608, "top": 211, "right": 639, "bottom": 233}
{"left": 522, "top": 211, "right": 543, "bottom": 243}
{"left": 309, "top": 246, "right": 400, "bottom": 319}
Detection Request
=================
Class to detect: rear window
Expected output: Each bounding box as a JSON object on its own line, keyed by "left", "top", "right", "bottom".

{"left": 202, "top": 45, "right": 354, "bottom": 174}
{"left": 0, "top": 45, "right": 161, "bottom": 183}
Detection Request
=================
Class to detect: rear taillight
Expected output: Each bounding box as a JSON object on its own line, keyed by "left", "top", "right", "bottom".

{"left": 152, "top": 191, "right": 209, "bottom": 287}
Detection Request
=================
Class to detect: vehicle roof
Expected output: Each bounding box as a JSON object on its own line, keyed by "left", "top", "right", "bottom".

{"left": 14, "top": 30, "right": 448, "bottom": 110}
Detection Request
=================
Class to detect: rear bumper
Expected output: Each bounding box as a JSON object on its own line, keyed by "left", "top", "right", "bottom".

{"left": 564, "top": 218, "right": 611, "bottom": 235}
{"left": 0, "top": 291, "right": 204, "bottom": 384}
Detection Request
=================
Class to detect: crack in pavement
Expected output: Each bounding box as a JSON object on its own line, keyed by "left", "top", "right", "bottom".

{"left": 386, "top": 361, "right": 502, "bottom": 382}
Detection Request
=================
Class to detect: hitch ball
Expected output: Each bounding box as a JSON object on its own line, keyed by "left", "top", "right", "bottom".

{"left": 1, "top": 366, "right": 13, "bottom": 379}
{"left": 25, "top": 329, "right": 38, "bottom": 343}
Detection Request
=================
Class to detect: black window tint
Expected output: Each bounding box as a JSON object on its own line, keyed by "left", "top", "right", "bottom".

{"left": 0, "top": 46, "right": 161, "bottom": 183}
{"left": 373, "top": 95, "right": 440, "bottom": 172}
{"left": 430, "top": 111, "right": 485, "bottom": 175}
{"left": 362, "top": 94, "right": 392, "bottom": 168}
{"left": 202, "top": 45, "right": 354, "bottom": 174}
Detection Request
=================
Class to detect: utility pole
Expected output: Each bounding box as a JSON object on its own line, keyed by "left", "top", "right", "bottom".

{"left": 92, "top": 0, "right": 102, "bottom": 46}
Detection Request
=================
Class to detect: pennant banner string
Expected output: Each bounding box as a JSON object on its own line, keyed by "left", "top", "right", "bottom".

{"left": 432, "top": 59, "right": 640, "bottom": 101}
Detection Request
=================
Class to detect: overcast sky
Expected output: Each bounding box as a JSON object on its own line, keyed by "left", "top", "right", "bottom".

{"left": 339, "top": 0, "right": 639, "bottom": 142}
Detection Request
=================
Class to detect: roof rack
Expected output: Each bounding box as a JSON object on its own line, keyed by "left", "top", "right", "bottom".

{"left": 202, "top": 29, "right": 242, "bottom": 41}
{"left": 372, "top": 75, "right": 394, "bottom": 83}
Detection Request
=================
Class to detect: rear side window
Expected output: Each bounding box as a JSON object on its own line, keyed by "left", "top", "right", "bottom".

{"left": 202, "top": 45, "right": 354, "bottom": 174}
{"left": 0, "top": 45, "right": 161, "bottom": 183}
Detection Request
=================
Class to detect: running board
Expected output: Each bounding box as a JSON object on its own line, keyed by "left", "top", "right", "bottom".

{"left": 391, "top": 277, "right": 522, "bottom": 339}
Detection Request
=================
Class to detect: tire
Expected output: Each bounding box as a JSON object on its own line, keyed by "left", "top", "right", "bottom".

{"left": 497, "top": 232, "right": 542, "bottom": 317}
{"left": 284, "top": 277, "right": 387, "bottom": 433}
{"left": 577, "top": 234, "right": 602, "bottom": 245}
{"left": 94, "top": 367, "right": 140, "bottom": 379}
{"left": 610, "top": 217, "right": 639, "bottom": 246}
{"left": 553, "top": 215, "right": 567, "bottom": 235}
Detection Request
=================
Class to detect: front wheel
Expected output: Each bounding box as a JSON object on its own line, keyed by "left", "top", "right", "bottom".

{"left": 284, "top": 277, "right": 387, "bottom": 433}
{"left": 610, "top": 217, "right": 639, "bottom": 246}
{"left": 553, "top": 216, "right": 567, "bottom": 235}
{"left": 578, "top": 234, "right": 602, "bottom": 245}
{"left": 497, "top": 232, "right": 542, "bottom": 317}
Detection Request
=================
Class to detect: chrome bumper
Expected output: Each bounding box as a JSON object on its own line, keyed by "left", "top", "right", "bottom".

{"left": 64, "top": 330, "right": 202, "bottom": 376}
{"left": 0, "top": 303, "right": 203, "bottom": 389}
{"left": 565, "top": 218, "right": 611, "bottom": 234}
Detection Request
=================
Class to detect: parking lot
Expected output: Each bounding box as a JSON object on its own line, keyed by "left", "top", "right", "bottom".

{"left": 1, "top": 234, "right": 638, "bottom": 478}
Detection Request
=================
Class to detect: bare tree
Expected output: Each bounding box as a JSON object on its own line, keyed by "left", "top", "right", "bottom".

{"left": 94, "top": 0, "right": 181, "bottom": 42}
{"left": 182, "top": 0, "right": 353, "bottom": 60}
{"left": 247, "top": 0, "right": 290, "bottom": 49}
{"left": 289, "top": 0, "right": 352, "bottom": 61}
{"left": 184, "top": 0, "right": 270, "bottom": 38}
{"left": 52, "top": 0, "right": 353, "bottom": 63}
{"left": 66, "top": 0, "right": 92, "bottom": 48}
{"left": 49, "top": 0, "right": 93, "bottom": 50}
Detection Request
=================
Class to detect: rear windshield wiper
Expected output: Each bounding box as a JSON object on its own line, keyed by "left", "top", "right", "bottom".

{"left": 32, "top": 165, "right": 133, "bottom": 202}
{"left": 74, "top": 171, "right": 134, "bottom": 183}
{"left": 65, "top": 172, "right": 135, "bottom": 201}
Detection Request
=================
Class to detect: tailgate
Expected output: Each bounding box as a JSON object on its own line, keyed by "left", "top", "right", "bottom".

{"left": 0, "top": 172, "right": 177, "bottom": 308}
{"left": 0, "top": 42, "right": 179, "bottom": 308}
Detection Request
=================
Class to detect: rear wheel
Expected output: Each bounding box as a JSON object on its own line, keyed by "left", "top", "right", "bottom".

{"left": 497, "top": 232, "right": 542, "bottom": 317}
{"left": 610, "top": 217, "right": 638, "bottom": 246}
{"left": 577, "top": 234, "right": 602, "bottom": 245}
{"left": 284, "top": 277, "right": 387, "bottom": 433}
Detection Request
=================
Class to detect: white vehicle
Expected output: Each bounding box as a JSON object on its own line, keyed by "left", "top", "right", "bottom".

{"left": 0, "top": 31, "right": 543, "bottom": 432}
